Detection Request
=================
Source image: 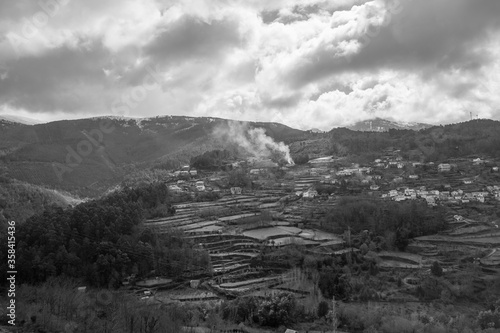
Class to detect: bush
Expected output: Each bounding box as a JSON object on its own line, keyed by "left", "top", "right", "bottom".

{"left": 317, "top": 300, "right": 329, "bottom": 318}
{"left": 257, "top": 293, "right": 296, "bottom": 327}
{"left": 478, "top": 310, "right": 500, "bottom": 329}
{"left": 431, "top": 261, "right": 443, "bottom": 277}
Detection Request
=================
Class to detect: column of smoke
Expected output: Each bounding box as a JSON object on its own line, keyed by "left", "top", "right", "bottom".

{"left": 214, "top": 121, "right": 294, "bottom": 165}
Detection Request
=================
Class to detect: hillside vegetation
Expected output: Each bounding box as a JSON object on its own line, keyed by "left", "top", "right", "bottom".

{"left": 0, "top": 116, "right": 304, "bottom": 196}
{"left": 0, "top": 178, "right": 79, "bottom": 224}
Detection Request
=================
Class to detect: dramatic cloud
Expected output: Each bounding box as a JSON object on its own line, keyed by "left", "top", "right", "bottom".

{"left": 0, "top": 0, "right": 499, "bottom": 129}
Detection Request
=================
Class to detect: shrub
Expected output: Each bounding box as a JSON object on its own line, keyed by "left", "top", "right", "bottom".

{"left": 317, "top": 300, "right": 329, "bottom": 318}
{"left": 478, "top": 310, "right": 500, "bottom": 329}
{"left": 431, "top": 261, "right": 443, "bottom": 277}
{"left": 257, "top": 293, "right": 296, "bottom": 327}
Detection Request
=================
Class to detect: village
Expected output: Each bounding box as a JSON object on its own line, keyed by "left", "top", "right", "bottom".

{"left": 125, "top": 151, "right": 500, "bottom": 332}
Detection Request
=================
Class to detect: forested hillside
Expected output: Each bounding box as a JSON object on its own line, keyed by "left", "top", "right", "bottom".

{"left": 0, "top": 116, "right": 304, "bottom": 196}
{"left": 0, "top": 183, "right": 210, "bottom": 288}
{"left": 0, "top": 178, "right": 79, "bottom": 224}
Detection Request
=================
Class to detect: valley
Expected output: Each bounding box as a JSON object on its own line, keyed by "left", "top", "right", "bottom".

{"left": 2, "top": 117, "right": 500, "bottom": 332}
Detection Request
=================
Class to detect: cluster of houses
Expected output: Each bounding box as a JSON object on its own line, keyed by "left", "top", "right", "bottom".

{"left": 382, "top": 186, "right": 498, "bottom": 206}
{"left": 172, "top": 165, "right": 198, "bottom": 177}
{"left": 168, "top": 179, "right": 216, "bottom": 193}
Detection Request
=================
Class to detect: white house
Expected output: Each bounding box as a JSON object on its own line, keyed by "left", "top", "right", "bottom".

{"left": 389, "top": 190, "right": 398, "bottom": 197}
{"left": 168, "top": 185, "right": 183, "bottom": 192}
{"left": 196, "top": 180, "right": 205, "bottom": 191}
{"left": 249, "top": 169, "right": 261, "bottom": 175}
{"left": 370, "top": 185, "right": 380, "bottom": 191}
{"left": 425, "top": 197, "right": 436, "bottom": 206}
{"left": 473, "top": 158, "right": 484, "bottom": 165}
{"left": 404, "top": 188, "right": 416, "bottom": 196}
{"left": 408, "top": 175, "right": 419, "bottom": 179}
{"left": 303, "top": 189, "right": 318, "bottom": 198}
{"left": 337, "top": 170, "right": 353, "bottom": 176}
{"left": 393, "top": 177, "right": 404, "bottom": 183}
{"left": 438, "top": 163, "right": 451, "bottom": 172}
{"left": 230, "top": 187, "right": 242, "bottom": 195}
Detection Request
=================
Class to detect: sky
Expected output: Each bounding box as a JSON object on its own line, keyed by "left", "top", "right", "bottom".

{"left": 0, "top": 0, "right": 499, "bottom": 130}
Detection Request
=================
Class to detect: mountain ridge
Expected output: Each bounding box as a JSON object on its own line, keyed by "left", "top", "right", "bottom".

{"left": 347, "top": 117, "right": 432, "bottom": 132}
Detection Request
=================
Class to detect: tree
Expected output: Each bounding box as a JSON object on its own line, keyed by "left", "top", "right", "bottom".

{"left": 431, "top": 261, "right": 443, "bottom": 277}
{"left": 317, "top": 300, "right": 329, "bottom": 318}
{"left": 257, "top": 293, "right": 296, "bottom": 327}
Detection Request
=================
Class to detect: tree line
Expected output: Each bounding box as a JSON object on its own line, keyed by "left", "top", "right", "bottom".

{"left": 1, "top": 183, "right": 211, "bottom": 288}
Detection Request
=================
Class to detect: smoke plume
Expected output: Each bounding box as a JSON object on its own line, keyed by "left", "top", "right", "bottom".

{"left": 214, "top": 121, "right": 294, "bottom": 165}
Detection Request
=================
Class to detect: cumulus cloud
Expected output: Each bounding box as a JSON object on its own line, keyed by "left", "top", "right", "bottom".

{"left": 0, "top": 0, "right": 499, "bottom": 129}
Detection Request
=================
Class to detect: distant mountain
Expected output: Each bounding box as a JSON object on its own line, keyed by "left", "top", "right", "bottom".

{"left": 0, "top": 114, "right": 42, "bottom": 125}
{"left": 347, "top": 118, "right": 432, "bottom": 132}
{"left": 0, "top": 115, "right": 306, "bottom": 196}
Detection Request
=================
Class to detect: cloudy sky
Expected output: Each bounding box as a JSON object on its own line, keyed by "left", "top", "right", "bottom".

{"left": 0, "top": 0, "right": 499, "bottom": 130}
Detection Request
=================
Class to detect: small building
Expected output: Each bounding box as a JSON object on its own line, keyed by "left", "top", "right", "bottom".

{"left": 438, "top": 163, "right": 451, "bottom": 172}
{"left": 189, "top": 169, "right": 198, "bottom": 176}
{"left": 370, "top": 185, "right": 380, "bottom": 191}
{"left": 196, "top": 181, "right": 205, "bottom": 191}
{"left": 404, "top": 188, "right": 416, "bottom": 196}
{"left": 393, "top": 177, "right": 403, "bottom": 183}
{"left": 425, "top": 197, "right": 436, "bottom": 206}
{"left": 408, "top": 175, "right": 419, "bottom": 179}
{"left": 492, "top": 167, "right": 499, "bottom": 172}
{"left": 394, "top": 195, "right": 406, "bottom": 202}
{"left": 230, "top": 187, "right": 242, "bottom": 195}
{"left": 303, "top": 189, "right": 318, "bottom": 198}
{"left": 337, "top": 170, "right": 353, "bottom": 176}
{"left": 249, "top": 169, "right": 261, "bottom": 175}
{"left": 168, "top": 185, "right": 183, "bottom": 192}
{"left": 473, "top": 158, "right": 484, "bottom": 165}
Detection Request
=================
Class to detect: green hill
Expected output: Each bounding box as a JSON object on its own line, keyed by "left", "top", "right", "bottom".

{"left": 0, "top": 116, "right": 305, "bottom": 196}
